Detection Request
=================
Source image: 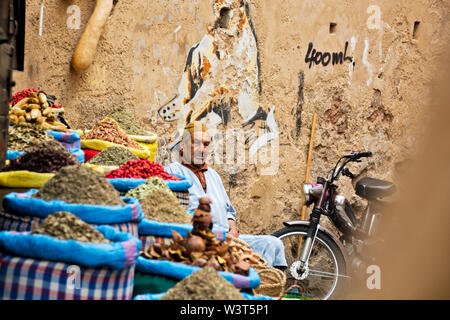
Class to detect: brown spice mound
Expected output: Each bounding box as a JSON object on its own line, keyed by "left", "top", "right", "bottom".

{"left": 140, "top": 188, "right": 192, "bottom": 223}
{"left": 83, "top": 118, "right": 143, "bottom": 150}
{"left": 161, "top": 266, "right": 245, "bottom": 300}
{"left": 31, "top": 211, "right": 110, "bottom": 243}
{"left": 26, "top": 139, "right": 79, "bottom": 163}
{"left": 33, "top": 165, "right": 125, "bottom": 206}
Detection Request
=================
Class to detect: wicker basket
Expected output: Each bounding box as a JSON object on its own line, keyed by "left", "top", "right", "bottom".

{"left": 252, "top": 265, "right": 287, "bottom": 299}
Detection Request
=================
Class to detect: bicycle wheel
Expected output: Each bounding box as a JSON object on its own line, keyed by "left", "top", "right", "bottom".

{"left": 272, "top": 225, "right": 348, "bottom": 300}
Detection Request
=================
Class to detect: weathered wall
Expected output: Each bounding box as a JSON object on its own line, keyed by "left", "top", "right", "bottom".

{"left": 13, "top": 0, "right": 450, "bottom": 234}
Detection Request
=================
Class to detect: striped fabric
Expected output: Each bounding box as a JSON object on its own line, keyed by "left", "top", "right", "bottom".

{"left": 0, "top": 211, "right": 139, "bottom": 238}
{"left": 173, "top": 191, "right": 190, "bottom": 210}
{"left": 139, "top": 235, "right": 173, "bottom": 253}
{"left": 0, "top": 253, "right": 135, "bottom": 300}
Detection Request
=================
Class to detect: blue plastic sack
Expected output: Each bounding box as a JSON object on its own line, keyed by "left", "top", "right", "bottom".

{"left": 6, "top": 148, "right": 85, "bottom": 163}
{"left": 138, "top": 217, "right": 227, "bottom": 240}
{"left": 107, "top": 174, "right": 192, "bottom": 192}
{"left": 0, "top": 225, "right": 141, "bottom": 270}
{"left": 135, "top": 257, "right": 260, "bottom": 289}
{"left": 134, "top": 291, "right": 273, "bottom": 300}
{"left": 2, "top": 189, "right": 144, "bottom": 224}
{"left": 47, "top": 129, "right": 81, "bottom": 144}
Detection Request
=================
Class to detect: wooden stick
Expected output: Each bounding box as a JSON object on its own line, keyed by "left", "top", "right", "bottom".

{"left": 296, "top": 113, "right": 317, "bottom": 259}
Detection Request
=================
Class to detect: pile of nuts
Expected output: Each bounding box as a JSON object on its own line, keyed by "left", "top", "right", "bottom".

{"left": 83, "top": 118, "right": 143, "bottom": 150}
{"left": 141, "top": 197, "right": 252, "bottom": 276}
{"left": 9, "top": 92, "right": 69, "bottom": 132}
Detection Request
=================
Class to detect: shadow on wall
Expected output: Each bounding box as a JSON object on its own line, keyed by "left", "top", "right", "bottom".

{"left": 351, "top": 44, "right": 450, "bottom": 299}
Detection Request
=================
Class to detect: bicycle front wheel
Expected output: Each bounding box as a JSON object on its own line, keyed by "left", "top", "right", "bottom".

{"left": 272, "top": 225, "right": 349, "bottom": 300}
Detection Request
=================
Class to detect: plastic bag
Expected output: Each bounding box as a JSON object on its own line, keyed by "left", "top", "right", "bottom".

{"left": 0, "top": 170, "right": 54, "bottom": 188}
{"left": 107, "top": 174, "right": 192, "bottom": 192}
{"left": 0, "top": 225, "right": 141, "bottom": 270}
{"left": 135, "top": 257, "right": 260, "bottom": 289}
{"left": 81, "top": 139, "right": 150, "bottom": 159}
{"left": 2, "top": 189, "right": 144, "bottom": 224}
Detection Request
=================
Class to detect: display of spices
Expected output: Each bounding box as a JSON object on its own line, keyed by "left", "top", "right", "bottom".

{"left": 160, "top": 266, "right": 245, "bottom": 300}
{"left": 10, "top": 88, "right": 38, "bottom": 106}
{"left": 141, "top": 197, "right": 251, "bottom": 276}
{"left": 31, "top": 211, "right": 110, "bottom": 243}
{"left": 33, "top": 165, "right": 125, "bottom": 206}
{"left": 125, "top": 176, "right": 170, "bottom": 200}
{"left": 8, "top": 123, "right": 53, "bottom": 151}
{"left": 1, "top": 149, "right": 77, "bottom": 173}
{"left": 82, "top": 118, "right": 143, "bottom": 150}
{"left": 107, "top": 105, "right": 148, "bottom": 135}
{"left": 105, "top": 159, "right": 182, "bottom": 180}
{"left": 8, "top": 91, "right": 69, "bottom": 131}
{"left": 138, "top": 188, "right": 192, "bottom": 224}
{"left": 26, "top": 139, "right": 79, "bottom": 163}
{"left": 88, "top": 145, "right": 138, "bottom": 166}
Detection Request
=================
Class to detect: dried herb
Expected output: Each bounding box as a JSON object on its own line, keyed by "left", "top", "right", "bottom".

{"left": 160, "top": 267, "right": 245, "bottom": 300}
{"left": 33, "top": 165, "right": 125, "bottom": 206}
{"left": 8, "top": 123, "right": 53, "bottom": 151}
{"left": 83, "top": 118, "right": 143, "bottom": 150}
{"left": 107, "top": 105, "right": 148, "bottom": 135}
{"left": 125, "top": 177, "right": 170, "bottom": 200}
{"left": 88, "top": 145, "right": 138, "bottom": 166}
{"left": 31, "top": 211, "right": 110, "bottom": 243}
{"left": 26, "top": 139, "right": 79, "bottom": 163}
{"left": 1, "top": 149, "right": 76, "bottom": 173}
{"left": 139, "top": 188, "right": 192, "bottom": 224}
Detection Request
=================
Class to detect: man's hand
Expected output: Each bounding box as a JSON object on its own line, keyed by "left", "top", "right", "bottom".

{"left": 227, "top": 219, "right": 239, "bottom": 238}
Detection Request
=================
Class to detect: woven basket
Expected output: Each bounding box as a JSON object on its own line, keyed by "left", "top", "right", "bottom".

{"left": 252, "top": 265, "right": 287, "bottom": 299}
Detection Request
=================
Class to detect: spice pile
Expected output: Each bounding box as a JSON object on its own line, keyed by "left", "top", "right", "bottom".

{"left": 125, "top": 177, "right": 170, "bottom": 200}
{"left": 8, "top": 123, "right": 53, "bottom": 151}
{"left": 33, "top": 165, "right": 125, "bottom": 206}
{"left": 88, "top": 146, "right": 138, "bottom": 166}
{"left": 141, "top": 198, "right": 251, "bottom": 275}
{"left": 140, "top": 188, "right": 192, "bottom": 223}
{"left": 107, "top": 105, "right": 148, "bottom": 135}
{"left": 83, "top": 118, "right": 143, "bottom": 150}
{"left": 9, "top": 91, "right": 68, "bottom": 131}
{"left": 26, "top": 139, "right": 78, "bottom": 163}
{"left": 160, "top": 266, "right": 245, "bottom": 300}
{"left": 31, "top": 211, "right": 110, "bottom": 243}
{"left": 105, "top": 160, "right": 181, "bottom": 180}
{"left": 2, "top": 148, "right": 76, "bottom": 173}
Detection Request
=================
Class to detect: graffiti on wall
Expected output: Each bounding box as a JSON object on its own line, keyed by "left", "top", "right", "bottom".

{"left": 304, "top": 41, "right": 354, "bottom": 69}
{"left": 156, "top": 0, "right": 278, "bottom": 171}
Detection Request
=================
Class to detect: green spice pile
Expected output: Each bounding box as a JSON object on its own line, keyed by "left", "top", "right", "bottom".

{"left": 33, "top": 165, "right": 125, "bottom": 206}
{"left": 31, "top": 211, "right": 110, "bottom": 243}
{"left": 8, "top": 123, "right": 53, "bottom": 151}
{"left": 88, "top": 146, "right": 138, "bottom": 166}
{"left": 160, "top": 267, "right": 245, "bottom": 300}
{"left": 139, "top": 188, "right": 192, "bottom": 223}
{"left": 107, "top": 105, "right": 148, "bottom": 135}
{"left": 125, "top": 177, "right": 170, "bottom": 200}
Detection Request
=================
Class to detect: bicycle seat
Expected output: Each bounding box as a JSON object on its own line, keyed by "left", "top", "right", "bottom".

{"left": 355, "top": 177, "right": 396, "bottom": 200}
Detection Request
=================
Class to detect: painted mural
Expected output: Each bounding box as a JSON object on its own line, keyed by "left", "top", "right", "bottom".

{"left": 158, "top": 0, "right": 278, "bottom": 164}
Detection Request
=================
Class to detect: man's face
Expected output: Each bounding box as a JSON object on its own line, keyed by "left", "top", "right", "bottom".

{"left": 182, "top": 131, "right": 211, "bottom": 166}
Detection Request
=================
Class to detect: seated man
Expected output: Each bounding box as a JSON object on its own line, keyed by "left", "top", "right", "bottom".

{"left": 165, "top": 121, "right": 287, "bottom": 269}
